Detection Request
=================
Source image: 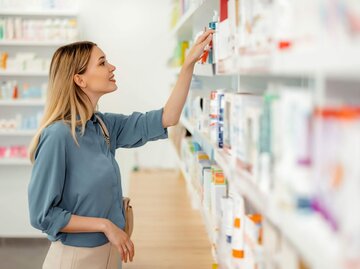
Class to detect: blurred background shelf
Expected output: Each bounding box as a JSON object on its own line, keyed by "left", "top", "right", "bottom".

{"left": 0, "top": 99, "right": 46, "bottom": 106}
{"left": 0, "top": 158, "right": 31, "bottom": 166}
{"left": 0, "top": 71, "right": 48, "bottom": 77}
{"left": 0, "top": 130, "right": 36, "bottom": 136}
{"left": 0, "top": 9, "right": 78, "bottom": 16}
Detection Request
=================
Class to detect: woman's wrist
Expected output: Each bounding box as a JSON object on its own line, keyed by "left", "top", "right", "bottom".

{"left": 100, "top": 218, "right": 111, "bottom": 234}
{"left": 183, "top": 58, "right": 196, "bottom": 70}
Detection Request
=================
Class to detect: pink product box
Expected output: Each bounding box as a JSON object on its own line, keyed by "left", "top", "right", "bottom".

{"left": 0, "top": 146, "right": 28, "bottom": 159}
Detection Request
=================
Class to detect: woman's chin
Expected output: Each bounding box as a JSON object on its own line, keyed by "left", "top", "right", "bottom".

{"left": 109, "top": 85, "right": 118, "bottom": 92}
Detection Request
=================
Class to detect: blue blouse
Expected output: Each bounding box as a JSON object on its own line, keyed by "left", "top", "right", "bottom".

{"left": 28, "top": 108, "right": 168, "bottom": 247}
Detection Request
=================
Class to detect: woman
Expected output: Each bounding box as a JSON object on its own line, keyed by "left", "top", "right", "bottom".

{"left": 27, "top": 29, "right": 214, "bottom": 269}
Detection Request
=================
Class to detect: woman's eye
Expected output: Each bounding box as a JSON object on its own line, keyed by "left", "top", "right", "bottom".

{"left": 100, "top": 62, "right": 105, "bottom": 66}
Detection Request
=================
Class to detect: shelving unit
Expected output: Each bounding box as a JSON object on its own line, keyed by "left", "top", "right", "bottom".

{"left": 179, "top": 117, "right": 342, "bottom": 269}
{"left": 0, "top": 158, "right": 31, "bottom": 166}
{"left": 0, "top": 130, "right": 37, "bottom": 136}
{"left": 0, "top": 9, "right": 78, "bottom": 16}
{"left": 171, "top": 1, "right": 359, "bottom": 269}
{"left": 194, "top": 63, "right": 215, "bottom": 77}
{"left": 0, "top": 99, "right": 45, "bottom": 106}
{"left": 0, "top": 4, "right": 79, "bottom": 237}
{"left": 0, "top": 70, "right": 48, "bottom": 77}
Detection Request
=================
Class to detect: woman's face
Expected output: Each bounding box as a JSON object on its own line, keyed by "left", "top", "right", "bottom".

{"left": 76, "top": 46, "right": 117, "bottom": 96}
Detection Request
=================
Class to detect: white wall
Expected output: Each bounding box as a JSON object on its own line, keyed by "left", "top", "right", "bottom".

{"left": 78, "top": 0, "right": 178, "bottom": 195}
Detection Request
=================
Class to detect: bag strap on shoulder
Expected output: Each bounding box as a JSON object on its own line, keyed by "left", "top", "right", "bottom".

{"left": 95, "top": 114, "right": 111, "bottom": 148}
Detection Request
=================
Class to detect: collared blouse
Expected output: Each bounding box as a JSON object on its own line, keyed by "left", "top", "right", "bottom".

{"left": 28, "top": 108, "right": 168, "bottom": 247}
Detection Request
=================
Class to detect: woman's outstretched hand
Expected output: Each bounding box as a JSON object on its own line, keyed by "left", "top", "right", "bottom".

{"left": 103, "top": 220, "right": 135, "bottom": 263}
{"left": 184, "top": 29, "right": 215, "bottom": 66}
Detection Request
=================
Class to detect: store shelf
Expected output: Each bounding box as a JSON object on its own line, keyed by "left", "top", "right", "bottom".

{"left": 216, "top": 46, "right": 360, "bottom": 79}
{"left": 0, "top": 158, "right": 31, "bottom": 166}
{"left": 170, "top": 0, "right": 217, "bottom": 39}
{"left": 0, "top": 70, "right": 48, "bottom": 77}
{"left": 0, "top": 9, "right": 78, "bottom": 16}
{"left": 170, "top": 4, "right": 201, "bottom": 36}
{"left": 0, "top": 130, "right": 36, "bottom": 136}
{"left": 0, "top": 99, "right": 45, "bottom": 106}
{"left": 179, "top": 115, "right": 195, "bottom": 134}
{"left": 179, "top": 116, "right": 214, "bottom": 160}
{"left": 194, "top": 63, "right": 215, "bottom": 76}
{"left": 267, "top": 205, "right": 342, "bottom": 269}
{"left": 0, "top": 40, "right": 70, "bottom": 46}
{"left": 179, "top": 116, "right": 342, "bottom": 269}
{"left": 192, "top": 130, "right": 214, "bottom": 159}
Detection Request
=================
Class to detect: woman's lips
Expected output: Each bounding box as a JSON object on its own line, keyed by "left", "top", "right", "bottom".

{"left": 109, "top": 74, "right": 116, "bottom": 82}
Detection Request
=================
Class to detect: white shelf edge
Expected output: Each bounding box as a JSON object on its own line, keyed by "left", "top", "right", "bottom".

{"left": 179, "top": 115, "right": 195, "bottom": 134}
{"left": 0, "top": 9, "right": 78, "bottom": 16}
{"left": 193, "top": 63, "right": 215, "bottom": 77}
{"left": 216, "top": 48, "right": 360, "bottom": 79}
{"left": 0, "top": 71, "right": 48, "bottom": 76}
{"left": 0, "top": 130, "right": 36, "bottom": 136}
{"left": 0, "top": 158, "right": 31, "bottom": 166}
{"left": 0, "top": 99, "right": 46, "bottom": 106}
{"left": 0, "top": 40, "right": 72, "bottom": 46}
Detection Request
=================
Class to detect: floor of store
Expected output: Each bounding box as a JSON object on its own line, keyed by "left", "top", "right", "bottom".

{"left": 124, "top": 169, "right": 213, "bottom": 269}
{"left": 0, "top": 169, "right": 213, "bottom": 269}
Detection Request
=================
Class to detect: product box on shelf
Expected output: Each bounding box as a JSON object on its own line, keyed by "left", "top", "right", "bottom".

{"left": 193, "top": 151, "right": 209, "bottom": 193}
{"left": 0, "top": 111, "right": 43, "bottom": 131}
{"left": 0, "top": 145, "right": 28, "bottom": 159}
{"left": 223, "top": 92, "right": 234, "bottom": 153}
{"left": 210, "top": 164, "right": 227, "bottom": 223}
{"left": 312, "top": 106, "right": 360, "bottom": 263}
{"left": 0, "top": 51, "right": 51, "bottom": 72}
{"left": 231, "top": 93, "right": 262, "bottom": 175}
{"left": 0, "top": 17, "right": 78, "bottom": 42}
{"left": 209, "top": 89, "right": 225, "bottom": 147}
{"left": 273, "top": 87, "right": 313, "bottom": 209}
{"left": 0, "top": 80, "right": 46, "bottom": 100}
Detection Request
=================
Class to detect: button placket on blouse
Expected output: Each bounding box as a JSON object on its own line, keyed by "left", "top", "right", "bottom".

{"left": 94, "top": 122, "right": 122, "bottom": 209}
{"left": 91, "top": 122, "right": 117, "bottom": 205}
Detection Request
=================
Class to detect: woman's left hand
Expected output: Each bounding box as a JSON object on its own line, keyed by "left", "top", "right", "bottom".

{"left": 184, "top": 29, "right": 215, "bottom": 66}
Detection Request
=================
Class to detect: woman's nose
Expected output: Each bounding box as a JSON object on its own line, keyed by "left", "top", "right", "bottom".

{"left": 110, "top": 64, "right": 116, "bottom": 72}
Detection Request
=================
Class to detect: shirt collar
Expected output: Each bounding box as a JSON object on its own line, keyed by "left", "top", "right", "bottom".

{"left": 75, "top": 113, "right": 98, "bottom": 123}
{"left": 90, "top": 113, "right": 98, "bottom": 123}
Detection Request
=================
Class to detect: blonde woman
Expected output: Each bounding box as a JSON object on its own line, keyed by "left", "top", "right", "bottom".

{"left": 27, "top": 29, "right": 214, "bottom": 269}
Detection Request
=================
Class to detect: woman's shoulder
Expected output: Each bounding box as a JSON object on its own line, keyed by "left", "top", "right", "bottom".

{"left": 41, "top": 121, "right": 71, "bottom": 140}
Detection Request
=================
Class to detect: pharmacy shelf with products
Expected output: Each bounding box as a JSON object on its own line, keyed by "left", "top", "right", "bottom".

{"left": 169, "top": 1, "right": 360, "bottom": 269}
{"left": 0, "top": 0, "right": 80, "bottom": 237}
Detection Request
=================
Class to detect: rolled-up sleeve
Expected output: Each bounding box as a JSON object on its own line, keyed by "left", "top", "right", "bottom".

{"left": 103, "top": 107, "right": 168, "bottom": 148}
{"left": 28, "top": 125, "right": 72, "bottom": 238}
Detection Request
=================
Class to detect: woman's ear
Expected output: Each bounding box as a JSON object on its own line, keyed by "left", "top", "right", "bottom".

{"left": 73, "top": 74, "right": 87, "bottom": 88}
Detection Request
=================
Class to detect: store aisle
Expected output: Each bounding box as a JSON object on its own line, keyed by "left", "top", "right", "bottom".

{"left": 123, "top": 169, "right": 213, "bottom": 269}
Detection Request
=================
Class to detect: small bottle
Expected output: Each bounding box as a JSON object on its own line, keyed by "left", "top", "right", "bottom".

{"left": 208, "top": 11, "right": 219, "bottom": 64}
{"left": 231, "top": 196, "right": 245, "bottom": 268}
{"left": 12, "top": 82, "right": 19, "bottom": 99}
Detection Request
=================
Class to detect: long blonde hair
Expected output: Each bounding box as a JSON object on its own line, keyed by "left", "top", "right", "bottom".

{"left": 29, "top": 41, "right": 97, "bottom": 163}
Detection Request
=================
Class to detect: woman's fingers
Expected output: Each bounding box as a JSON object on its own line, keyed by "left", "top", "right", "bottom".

{"left": 201, "top": 33, "right": 213, "bottom": 47}
{"left": 196, "top": 29, "right": 214, "bottom": 44}
{"left": 125, "top": 241, "right": 134, "bottom": 261}
{"left": 121, "top": 245, "right": 128, "bottom": 263}
{"left": 117, "top": 246, "right": 125, "bottom": 262}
